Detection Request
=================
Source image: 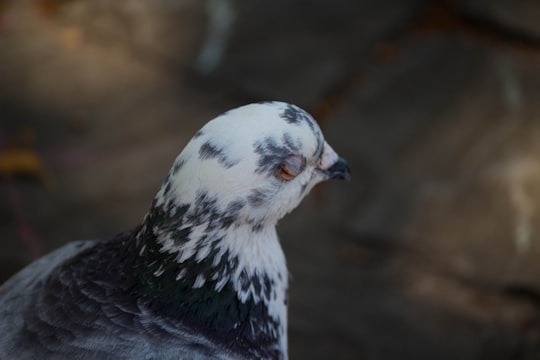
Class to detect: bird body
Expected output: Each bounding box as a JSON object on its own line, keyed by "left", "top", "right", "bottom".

{"left": 0, "top": 102, "right": 350, "bottom": 359}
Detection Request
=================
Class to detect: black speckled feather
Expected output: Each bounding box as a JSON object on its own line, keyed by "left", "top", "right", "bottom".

{"left": 0, "top": 230, "right": 276, "bottom": 359}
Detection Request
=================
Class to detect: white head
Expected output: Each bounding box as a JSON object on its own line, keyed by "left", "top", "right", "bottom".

{"left": 154, "top": 101, "right": 350, "bottom": 230}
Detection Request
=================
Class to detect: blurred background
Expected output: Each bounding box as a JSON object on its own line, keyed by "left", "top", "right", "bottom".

{"left": 2, "top": 0, "right": 540, "bottom": 358}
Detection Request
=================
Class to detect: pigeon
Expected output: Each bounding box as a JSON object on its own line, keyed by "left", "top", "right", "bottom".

{"left": 0, "top": 101, "right": 350, "bottom": 360}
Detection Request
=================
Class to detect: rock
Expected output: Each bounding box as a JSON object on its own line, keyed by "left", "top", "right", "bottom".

{"left": 463, "top": 0, "right": 540, "bottom": 41}
{"left": 0, "top": 0, "right": 206, "bottom": 111}
{"left": 207, "top": 0, "right": 423, "bottom": 107}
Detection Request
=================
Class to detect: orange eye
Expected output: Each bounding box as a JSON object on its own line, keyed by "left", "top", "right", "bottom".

{"left": 277, "top": 155, "right": 305, "bottom": 181}
{"left": 279, "top": 164, "right": 297, "bottom": 181}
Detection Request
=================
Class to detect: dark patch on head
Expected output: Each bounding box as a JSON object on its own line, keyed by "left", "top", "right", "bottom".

{"left": 280, "top": 104, "right": 323, "bottom": 148}
{"left": 193, "top": 130, "right": 204, "bottom": 139}
{"left": 199, "top": 141, "right": 224, "bottom": 160}
{"left": 280, "top": 104, "right": 325, "bottom": 160}
{"left": 248, "top": 188, "right": 271, "bottom": 208}
{"left": 253, "top": 134, "right": 301, "bottom": 177}
{"left": 280, "top": 104, "right": 312, "bottom": 126}
{"left": 313, "top": 135, "right": 324, "bottom": 160}
{"left": 299, "top": 183, "right": 308, "bottom": 197}
{"left": 172, "top": 158, "right": 185, "bottom": 174}
{"left": 283, "top": 133, "right": 301, "bottom": 152}
{"left": 198, "top": 141, "right": 239, "bottom": 169}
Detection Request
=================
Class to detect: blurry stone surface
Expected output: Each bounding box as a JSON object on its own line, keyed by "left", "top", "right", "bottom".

{"left": 0, "top": 0, "right": 206, "bottom": 111}
{"left": 463, "top": 0, "right": 540, "bottom": 40}
{"left": 208, "top": 0, "right": 424, "bottom": 108}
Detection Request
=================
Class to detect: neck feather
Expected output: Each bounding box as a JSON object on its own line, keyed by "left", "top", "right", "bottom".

{"left": 132, "top": 197, "right": 289, "bottom": 359}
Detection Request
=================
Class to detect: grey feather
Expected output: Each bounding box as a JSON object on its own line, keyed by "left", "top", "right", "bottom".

{"left": 0, "top": 236, "right": 242, "bottom": 360}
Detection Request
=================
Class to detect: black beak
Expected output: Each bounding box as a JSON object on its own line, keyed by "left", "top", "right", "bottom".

{"left": 326, "top": 157, "right": 351, "bottom": 180}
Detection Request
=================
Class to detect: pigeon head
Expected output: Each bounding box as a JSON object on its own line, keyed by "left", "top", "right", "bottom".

{"left": 154, "top": 101, "right": 350, "bottom": 230}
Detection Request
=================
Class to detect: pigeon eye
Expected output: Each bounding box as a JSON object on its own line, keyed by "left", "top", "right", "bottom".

{"left": 277, "top": 155, "right": 305, "bottom": 181}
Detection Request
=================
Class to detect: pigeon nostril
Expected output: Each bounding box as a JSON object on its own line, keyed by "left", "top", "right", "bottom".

{"left": 327, "top": 158, "right": 351, "bottom": 180}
